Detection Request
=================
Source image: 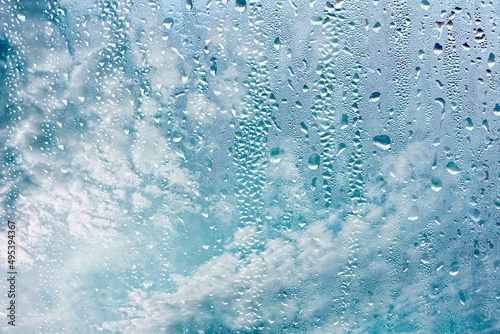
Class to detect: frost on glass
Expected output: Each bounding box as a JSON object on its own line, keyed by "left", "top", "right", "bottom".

{"left": 0, "top": 0, "right": 498, "bottom": 333}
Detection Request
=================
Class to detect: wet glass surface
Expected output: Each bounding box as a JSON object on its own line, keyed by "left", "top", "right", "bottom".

{"left": 0, "top": 0, "right": 499, "bottom": 332}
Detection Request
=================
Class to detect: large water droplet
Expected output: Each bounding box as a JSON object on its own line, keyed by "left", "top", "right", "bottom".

{"left": 493, "top": 103, "right": 500, "bottom": 116}
{"left": 310, "top": 16, "right": 323, "bottom": 25}
{"left": 435, "top": 97, "right": 446, "bottom": 109}
{"left": 273, "top": 37, "right": 281, "bottom": 50}
{"left": 449, "top": 261, "right": 460, "bottom": 276}
{"left": 433, "top": 43, "right": 443, "bottom": 55}
{"left": 459, "top": 290, "right": 467, "bottom": 305}
{"left": 470, "top": 208, "right": 481, "bottom": 222}
{"left": 487, "top": 52, "right": 495, "bottom": 68}
{"left": 465, "top": 117, "right": 474, "bottom": 131}
{"left": 235, "top": 0, "right": 247, "bottom": 13}
{"left": 446, "top": 161, "right": 460, "bottom": 175}
{"left": 431, "top": 176, "right": 442, "bottom": 192}
{"left": 369, "top": 92, "right": 381, "bottom": 102}
{"left": 407, "top": 205, "right": 419, "bottom": 221}
{"left": 299, "top": 122, "right": 308, "bottom": 135}
{"left": 308, "top": 153, "right": 320, "bottom": 170}
{"left": 336, "top": 142, "right": 346, "bottom": 156}
{"left": 341, "top": 114, "right": 348, "bottom": 129}
{"left": 373, "top": 135, "right": 391, "bottom": 150}
{"left": 270, "top": 147, "right": 283, "bottom": 164}
{"left": 162, "top": 18, "right": 174, "bottom": 29}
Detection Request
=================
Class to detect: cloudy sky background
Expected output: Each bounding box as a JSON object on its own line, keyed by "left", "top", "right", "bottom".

{"left": 0, "top": 0, "right": 499, "bottom": 333}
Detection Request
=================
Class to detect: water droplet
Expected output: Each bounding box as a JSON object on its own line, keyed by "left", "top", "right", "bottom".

{"left": 421, "top": 0, "right": 430, "bottom": 10}
{"left": 172, "top": 131, "right": 183, "bottom": 143}
{"left": 487, "top": 53, "right": 495, "bottom": 68}
{"left": 340, "top": 114, "right": 348, "bottom": 129}
{"left": 421, "top": 253, "right": 430, "bottom": 264}
{"left": 369, "top": 92, "right": 381, "bottom": 102}
{"left": 407, "top": 205, "right": 419, "bottom": 221}
{"left": 494, "top": 197, "right": 500, "bottom": 209}
{"left": 449, "top": 261, "right": 460, "bottom": 276}
{"left": 435, "top": 97, "right": 446, "bottom": 110}
{"left": 436, "top": 261, "right": 444, "bottom": 271}
{"left": 270, "top": 147, "right": 283, "bottom": 164}
{"left": 336, "top": 142, "right": 346, "bottom": 156}
{"left": 446, "top": 161, "right": 460, "bottom": 175}
{"left": 493, "top": 103, "right": 500, "bottom": 116}
{"left": 235, "top": 0, "right": 247, "bottom": 13}
{"left": 310, "top": 16, "right": 323, "bottom": 25}
{"left": 459, "top": 290, "right": 466, "bottom": 305}
{"left": 273, "top": 37, "right": 281, "bottom": 50}
{"left": 431, "top": 176, "right": 442, "bottom": 192}
{"left": 465, "top": 117, "right": 474, "bottom": 131}
{"left": 373, "top": 135, "right": 391, "bottom": 150}
{"left": 307, "top": 153, "right": 320, "bottom": 170}
{"left": 299, "top": 122, "right": 308, "bottom": 135}
{"left": 333, "top": 0, "right": 344, "bottom": 9}
{"left": 162, "top": 18, "right": 174, "bottom": 29}
{"left": 433, "top": 43, "right": 443, "bottom": 55}
{"left": 474, "top": 28, "right": 486, "bottom": 43}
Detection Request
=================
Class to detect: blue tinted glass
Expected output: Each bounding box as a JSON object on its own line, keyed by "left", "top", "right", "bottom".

{"left": 0, "top": 0, "right": 499, "bottom": 332}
